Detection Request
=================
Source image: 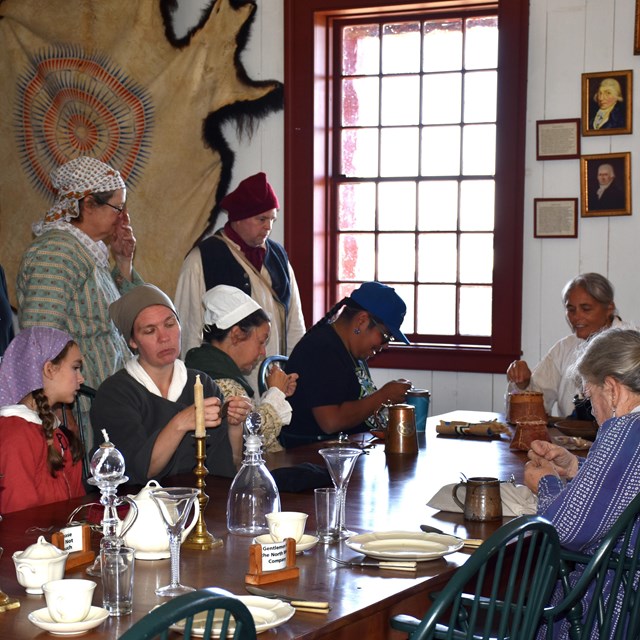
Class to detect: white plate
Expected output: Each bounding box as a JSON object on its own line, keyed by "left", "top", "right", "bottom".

{"left": 170, "top": 595, "right": 295, "bottom": 637}
{"left": 28, "top": 606, "right": 109, "bottom": 635}
{"left": 253, "top": 533, "right": 319, "bottom": 553}
{"left": 346, "top": 531, "right": 464, "bottom": 561}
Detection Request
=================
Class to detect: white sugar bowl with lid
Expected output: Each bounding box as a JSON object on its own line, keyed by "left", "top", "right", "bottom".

{"left": 13, "top": 535, "right": 69, "bottom": 594}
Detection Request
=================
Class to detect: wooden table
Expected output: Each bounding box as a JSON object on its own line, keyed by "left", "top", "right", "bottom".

{"left": 0, "top": 411, "right": 530, "bottom": 639}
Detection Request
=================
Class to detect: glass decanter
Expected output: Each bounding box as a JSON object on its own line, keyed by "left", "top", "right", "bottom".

{"left": 226, "top": 413, "right": 280, "bottom": 535}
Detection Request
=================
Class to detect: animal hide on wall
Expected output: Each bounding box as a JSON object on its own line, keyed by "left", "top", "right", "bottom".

{"left": 0, "top": 0, "right": 283, "bottom": 307}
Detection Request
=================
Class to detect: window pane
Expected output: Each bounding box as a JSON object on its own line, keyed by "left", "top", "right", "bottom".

{"left": 380, "top": 127, "right": 419, "bottom": 177}
{"left": 462, "top": 124, "right": 495, "bottom": 175}
{"left": 342, "top": 128, "right": 379, "bottom": 177}
{"left": 460, "top": 233, "right": 493, "bottom": 283}
{"left": 379, "top": 181, "right": 416, "bottom": 230}
{"left": 421, "top": 126, "right": 461, "bottom": 176}
{"left": 417, "top": 284, "right": 455, "bottom": 334}
{"left": 423, "top": 19, "right": 462, "bottom": 72}
{"left": 418, "top": 233, "right": 457, "bottom": 282}
{"left": 394, "top": 283, "right": 415, "bottom": 334}
{"left": 342, "top": 77, "right": 380, "bottom": 127}
{"left": 378, "top": 233, "right": 415, "bottom": 281}
{"left": 465, "top": 16, "right": 498, "bottom": 70}
{"left": 382, "top": 22, "right": 420, "bottom": 74}
{"left": 460, "top": 180, "right": 494, "bottom": 230}
{"left": 343, "top": 24, "right": 380, "bottom": 76}
{"left": 338, "top": 183, "right": 376, "bottom": 231}
{"left": 338, "top": 233, "right": 375, "bottom": 281}
{"left": 419, "top": 181, "right": 458, "bottom": 230}
{"left": 422, "top": 73, "right": 461, "bottom": 124}
{"left": 381, "top": 76, "right": 420, "bottom": 125}
{"left": 464, "top": 70, "right": 497, "bottom": 123}
{"left": 459, "top": 286, "right": 492, "bottom": 336}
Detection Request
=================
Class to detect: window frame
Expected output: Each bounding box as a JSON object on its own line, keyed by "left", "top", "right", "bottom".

{"left": 283, "top": 0, "right": 528, "bottom": 374}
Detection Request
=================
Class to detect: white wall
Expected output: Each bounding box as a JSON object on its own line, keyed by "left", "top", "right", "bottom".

{"left": 177, "top": 0, "right": 640, "bottom": 417}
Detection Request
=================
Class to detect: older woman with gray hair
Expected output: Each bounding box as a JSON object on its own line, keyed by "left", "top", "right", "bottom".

{"left": 507, "top": 272, "right": 623, "bottom": 416}
{"left": 524, "top": 327, "right": 640, "bottom": 638}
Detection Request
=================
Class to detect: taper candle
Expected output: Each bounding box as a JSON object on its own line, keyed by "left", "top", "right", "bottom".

{"left": 194, "top": 374, "right": 205, "bottom": 437}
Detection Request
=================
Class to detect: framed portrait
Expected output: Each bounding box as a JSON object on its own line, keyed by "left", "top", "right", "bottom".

{"left": 581, "top": 70, "right": 632, "bottom": 136}
{"left": 536, "top": 119, "right": 580, "bottom": 160}
{"left": 534, "top": 199, "right": 578, "bottom": 238}
{"left": 580, "top": 152, "right": 631, "bottom": 217}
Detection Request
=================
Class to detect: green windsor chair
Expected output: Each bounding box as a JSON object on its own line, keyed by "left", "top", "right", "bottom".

{"left": 61, "top": 383, "right": 96, "bottom": 478}
{"left": 257, "top": 354, "right": 289, "bottom": 396}
{"left": 117, "top": 589, "right": 257, "bottom": 640}
{"left": 541, "top": 490, "right": 640, "bottom": 640}
{"left": 390, "top": 515, "right": 561, "bottom": 640}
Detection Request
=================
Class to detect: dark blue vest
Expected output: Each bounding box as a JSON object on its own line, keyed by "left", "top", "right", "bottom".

{"left": 199, "top": 232, "right": 292, "bottom": 314}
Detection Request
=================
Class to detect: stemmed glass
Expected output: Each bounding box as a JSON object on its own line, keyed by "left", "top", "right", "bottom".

{"left": 150, "top": 487, "right": 200, "bottom": 597}
{"left": 319, "top": 447, "right": 363, "bottom": 539}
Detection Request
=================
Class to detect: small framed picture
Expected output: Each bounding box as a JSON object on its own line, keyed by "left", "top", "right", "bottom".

{"left": 580, "top": 152, "right": 631, "bottom": 217}
{"left": 534, "top": 199, "right": 578, "bottom": 238}
{"left": 581, "top": 70, "right": 632, "bottom": 136}
{"left": 635, "top": 1, "right": 640, "bottom": 54}
{"left": 536, "top": 119, "right": 580, "bottom": 160}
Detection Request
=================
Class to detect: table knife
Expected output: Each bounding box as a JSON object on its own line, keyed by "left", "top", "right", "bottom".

{"left": 419, "top": 525, "right": 483, "bottom": 548}
{"left": 342, "top": 559, "right": 417, "bottom": 571}
{"left": 245, "top": 585, "right": 331, "bottom": 611}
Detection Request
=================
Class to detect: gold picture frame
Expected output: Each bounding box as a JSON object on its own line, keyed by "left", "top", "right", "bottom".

{"left": 580, "top": 152, "right": 631, "bottom": 217}
{"left": 581, "top": 70, "right": 632, "bottom": 136}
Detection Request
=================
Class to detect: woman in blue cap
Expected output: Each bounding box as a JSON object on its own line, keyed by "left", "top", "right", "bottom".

{"left": 281, "top": 282, "right": 412, "bottom": 448}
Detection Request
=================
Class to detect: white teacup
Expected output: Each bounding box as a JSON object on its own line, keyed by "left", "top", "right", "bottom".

{"left": 266, "top": 511, "right": 308, "bottom": 543}
{"left": 42, "top": 578, "right": 96, "bottom": 623}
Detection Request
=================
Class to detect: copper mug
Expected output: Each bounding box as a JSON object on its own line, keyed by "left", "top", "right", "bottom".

{"left": 452, "top": 477, "right": 502, "bottom": 522}
{"left": 375, "top": 403, "right": 418, "bottom": 455}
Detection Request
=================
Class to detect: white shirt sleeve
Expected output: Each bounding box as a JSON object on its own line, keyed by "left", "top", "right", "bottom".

{"left": 174, "top": 247, "right": 206, "bottom": 356}
{"left": 284, "top": 264, "right": 307, "bottom": 355}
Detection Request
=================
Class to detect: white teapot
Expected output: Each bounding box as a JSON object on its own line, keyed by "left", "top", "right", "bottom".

{"left": 13, "top": 536, "right": 69, "bottom": 594}
{"left": 117, "top": 480, "right": 200, "bottom": 559}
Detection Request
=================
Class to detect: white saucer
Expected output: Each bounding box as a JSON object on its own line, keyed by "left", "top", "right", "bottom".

{"left": 253, "top": 533, "right": 319, "bottom": 553}
{"left": 28, "top": 606, "right": 109, "bottom": 635}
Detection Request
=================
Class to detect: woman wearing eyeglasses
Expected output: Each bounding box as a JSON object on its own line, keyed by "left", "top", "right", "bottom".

{"left": 280, "top": 281, "right": 412, "bottom": 448}
{"left": 17, "top": 156, "right": 143, "bottom": 450}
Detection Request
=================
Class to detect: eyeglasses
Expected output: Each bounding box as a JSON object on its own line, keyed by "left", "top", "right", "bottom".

{"left": 101, "top": 201, "right": 126, "bottom": 215}
{"left": 92, "top": 195, "right": 126, "bottom": 214}
{"left": 369, "top": 316, "right": 393, "bottom": 344}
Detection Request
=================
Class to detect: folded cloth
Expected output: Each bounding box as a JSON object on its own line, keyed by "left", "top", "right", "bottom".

{"left": 271, "top": 462, "right": 333, "bottom": 493}
{"left": 426, "top": 483, "right": 538, "bottom": 517}
{"left": 436, "top": 419, "right": 511, "bottom": 438}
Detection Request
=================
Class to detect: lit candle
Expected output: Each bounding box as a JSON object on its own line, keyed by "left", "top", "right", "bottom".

{"left": 194, "top": 374, "right": 205, "bottom": 437}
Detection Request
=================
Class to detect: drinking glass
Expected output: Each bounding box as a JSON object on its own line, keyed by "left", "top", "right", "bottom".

{"left": 318, "top": 447, "right": 362, "bottom": 539}
{"left": 150, "top": 487, "right": 199, "bottom": 596}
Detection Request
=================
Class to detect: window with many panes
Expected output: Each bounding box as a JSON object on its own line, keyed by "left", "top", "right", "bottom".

{"left": 284, "top": 1, "right": 528, "bottom": 373}
{"left": 336, "top": 15, "right": 497, "bottom": 342}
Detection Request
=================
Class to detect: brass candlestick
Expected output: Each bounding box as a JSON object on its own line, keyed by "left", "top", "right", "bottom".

{"left": 183, "top": 434, "right": 223, "bottom": 550}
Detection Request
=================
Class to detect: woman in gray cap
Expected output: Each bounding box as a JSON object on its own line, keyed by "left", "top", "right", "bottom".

{"left": 91, "top": 284, "right": 251, "bottom": 485}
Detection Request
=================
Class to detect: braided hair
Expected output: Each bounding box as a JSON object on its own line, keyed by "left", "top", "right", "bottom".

{"left": 31, "top": 341, "right": 84, "bottom": 476}
{"left": 313, "top": 296, "right": 379, "bottom": 331}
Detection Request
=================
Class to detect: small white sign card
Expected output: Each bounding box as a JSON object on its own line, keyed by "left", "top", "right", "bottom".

{"left": 259, "top": 540, "right": 288, "bottom": 572}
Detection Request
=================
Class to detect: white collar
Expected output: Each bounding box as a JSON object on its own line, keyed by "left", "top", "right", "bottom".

{"left": 0, "top": 404, "right": 43, "bottom": 424}
{"left": 124, "top": 355, "right": 188, "bottom": 402}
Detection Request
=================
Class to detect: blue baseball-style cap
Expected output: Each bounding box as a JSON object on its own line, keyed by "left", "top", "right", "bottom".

{"left": 350, "top": 281, "right": 410, "bottom": 345}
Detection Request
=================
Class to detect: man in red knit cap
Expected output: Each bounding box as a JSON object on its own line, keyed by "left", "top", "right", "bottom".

{"left": 175, "top": 172, "right": 305, "bottom": 395}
